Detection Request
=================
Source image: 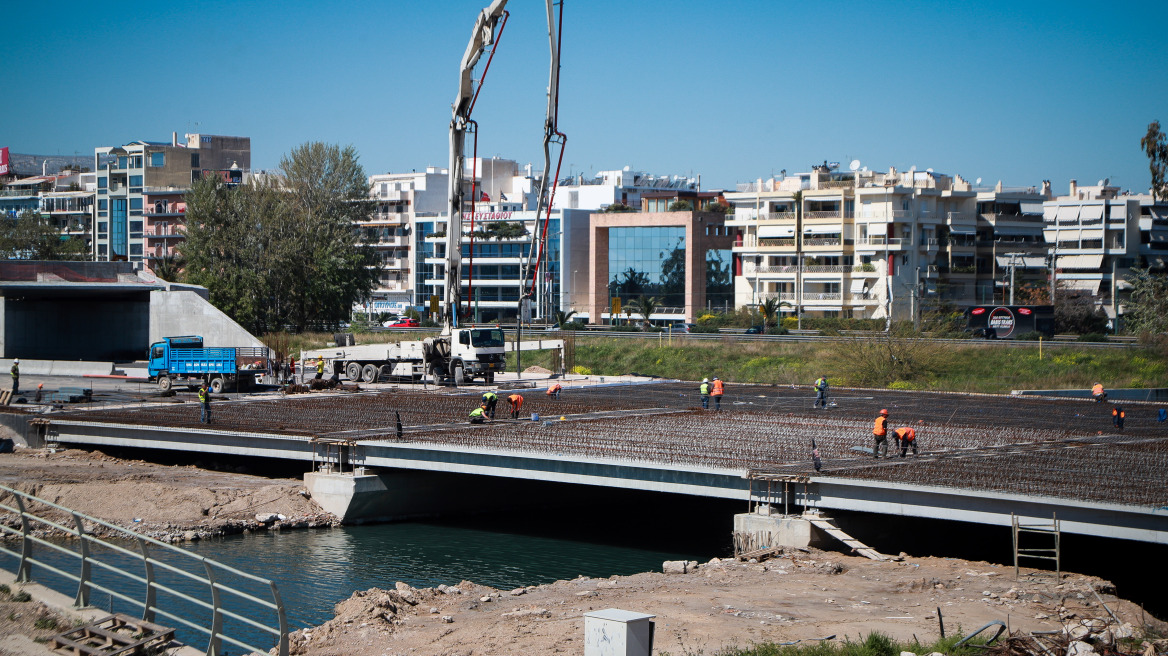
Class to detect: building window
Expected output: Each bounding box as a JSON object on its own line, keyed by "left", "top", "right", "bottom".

{"left": 98, "top": 199, "right": 108, "bottom": 210}
{"left": 129, "top": 198, "right": 142, "bottom": 210}
{"left": 130, "top": 244, "right": 143, "bottom": 256}
{"left": 150, "top": 152, "right": 165, "bottom": 167}
{"left": 98, "top": 244, "right": 107, "bottom": 256}
{"left": 131, "top": 156, "right": 142, "bottom": 168}
{"left": 191, "top": 153, "right": 200, "bottom": 168}
{"left": 609, "top": 226, "right": 687, "bottom": 308}
{"left": 98, "top": 177, "right": 107, "bottom": 189}
{"left": 129, "top": 175, "right": 143, "bottom": 187}
{"left": 117, "top": 156, "right": 128, "bottom": 169}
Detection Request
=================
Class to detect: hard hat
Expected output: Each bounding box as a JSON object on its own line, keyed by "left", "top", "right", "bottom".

{"left": 13, "top": 359, "right": 18, "bottom": 364}
{"left": 702, "top": 378, "right": 709, "bottom": 383}
{"left": 37, "top": 383, "right": 43, "bottom": 389}
{"left": 560, "top": 416, "right": 566, "bottom": 420}
{"left": 880, "top": 408, "right": 889, "bottom": 415}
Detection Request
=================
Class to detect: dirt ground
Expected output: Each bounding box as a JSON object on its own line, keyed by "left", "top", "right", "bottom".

{"left": 1, "top": 447, "right": 1162, "bottom": 656}
{"left": 0, "top": 447, "right": 335, "bottom": 542}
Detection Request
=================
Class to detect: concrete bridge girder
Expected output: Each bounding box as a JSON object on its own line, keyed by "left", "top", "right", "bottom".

{"left": 43, "top": 420, "right": 1168, "bottom": 543}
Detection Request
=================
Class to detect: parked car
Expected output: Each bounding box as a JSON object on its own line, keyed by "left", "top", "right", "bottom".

{"left": 384, "top": 318, "right": 419, "bottom": 328}
{"left": 744, "top": 325, "right": 764, "bottom": 334}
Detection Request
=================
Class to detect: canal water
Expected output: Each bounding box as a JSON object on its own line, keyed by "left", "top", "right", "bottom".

{"left": 2, "top": 493, "right": 737, "bottom": 654}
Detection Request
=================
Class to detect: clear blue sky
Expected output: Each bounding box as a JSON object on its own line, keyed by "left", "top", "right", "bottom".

{"left": 4, "top": 0, "right": 1167, "bottom": 192}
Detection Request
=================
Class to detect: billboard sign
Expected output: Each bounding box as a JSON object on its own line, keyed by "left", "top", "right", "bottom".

{"left": 0, "top": 147, "right": 9, "bottom": 175}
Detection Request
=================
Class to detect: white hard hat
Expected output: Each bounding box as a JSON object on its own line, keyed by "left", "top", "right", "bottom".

{"left": 702, "top": 378, "right": 708, "bottom": 383}
{"left": 12, "top": 359, "right": 18, "bottom": 364}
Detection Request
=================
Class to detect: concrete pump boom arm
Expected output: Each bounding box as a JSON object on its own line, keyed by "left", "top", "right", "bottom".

{"left": 445, "top": 0, "right": 509, "bottom": 331}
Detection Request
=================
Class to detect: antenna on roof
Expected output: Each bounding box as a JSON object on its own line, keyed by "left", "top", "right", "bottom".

{"left": 849, "top": 159, "right": 861, "bottom": 172}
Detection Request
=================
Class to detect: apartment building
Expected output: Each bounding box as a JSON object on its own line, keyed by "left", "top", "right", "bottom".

{"left": 552, "top": 166, "right": 699, "bottom": 211}
{"left": 93, "top": 133, "right": 249, "bottom": 263}
{"left": 1040, "top": 180, "right": 1167, "bottom": 327}
{"left": 725, "top": 164, "right": 1053, "bottom": 321}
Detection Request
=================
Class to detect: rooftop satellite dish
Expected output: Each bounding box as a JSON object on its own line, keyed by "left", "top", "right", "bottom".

{"left": 623, "top": 165, "right": 631, "bottom": 172}
{"left": 849, "top": 159, "right": 861, "bottom": 172}
{"left": 1097, "top": 179, "right": 1105, "bottom": 186}
{"left": 926, "top": 168, "right": 934, "bottom": 173}
{"left": 976, "top": 177, "right": 982, "bottom": 185}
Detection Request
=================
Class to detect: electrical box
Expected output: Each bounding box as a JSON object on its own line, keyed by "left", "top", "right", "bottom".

{"left": 584, "top": 608, "right": 655, "bottom": 656}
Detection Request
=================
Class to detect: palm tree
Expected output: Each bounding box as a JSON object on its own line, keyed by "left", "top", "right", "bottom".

{"left": 552, "top": 308, "right": 578, "bottom": 328}
{"left": 152, "top": 254, "right": 184, "bottom": 282}
{"left": 631, "top": 295, "right": 659, "bottom": 330}
{"left": 760, "top": 297, "right": 791, "bottom": 330}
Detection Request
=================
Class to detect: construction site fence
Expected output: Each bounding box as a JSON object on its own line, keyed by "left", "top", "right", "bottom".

{"left": 0, "top": 484, "right": 289, "bottom": 656}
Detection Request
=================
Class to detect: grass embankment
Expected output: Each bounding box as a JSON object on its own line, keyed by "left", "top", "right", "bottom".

{"left": 510, "top": 335, "right": 1167, "bottom": 394}
{"left": 663, "top": 632, "right": 980, "bottom": 656}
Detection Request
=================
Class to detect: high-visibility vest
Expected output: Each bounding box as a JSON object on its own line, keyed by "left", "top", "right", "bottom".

{"left": 1112, "top": 408, "right": 1124, "bottom": 418}
{"left": 508, "top": 394, "right": 523, "bottom": 405}
{"left": 895, "top": 427, "right": 915, "bottom": 442}
{"left": 699, "top": 382, "right": 710, "bottom": 395}
{"left": 874, "top": 416, "right": 887, "bottom": 436}
{"left": 198, "top": 388, "right": 207, "bottom": 403}
{"left": 815, "top": 378, "right": 827, "bottom": 391}
{"left": 711, "top": 380, "right": 724, "bottom": 396}
{"left": 547, "top": 384, "right": 562, "bottom": 395}
{"left": 1092, "top": 384, "right": 1104, "bottom": 396}
{"left": 316, "top": 359, "right": 324, "bottom": 374}
{"left": 470, "top": 407, "right": 485, "bottom": 418}
{"left": 483, "top": 391, "right": 497, "bottom": 402}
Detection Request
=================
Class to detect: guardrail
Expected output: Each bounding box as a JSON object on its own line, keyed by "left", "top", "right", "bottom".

{"left": 551, "top": 330, "right": 1138, "bottom": 349}
{"left": 0, "top": 485, "right": 288, "bottom": 656}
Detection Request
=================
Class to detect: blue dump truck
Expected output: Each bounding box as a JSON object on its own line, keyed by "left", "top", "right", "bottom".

{"left": 147, "top": 336, "right": 272, "bottom": 393}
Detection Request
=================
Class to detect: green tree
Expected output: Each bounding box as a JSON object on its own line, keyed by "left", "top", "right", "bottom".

{"left": 759, "top": 297, "right": 791, "bottom": 329}
{"left": 1141, "top": 121, "right": 1168, "bottom": 202}
{"left": 1124, "top": 267, "right": 1168, "bottom": 335}
{"left": 668, "top": 200, "right": 693, "bottom": 211}
{"left": 181, "top": 142, "right": 380, "bottom": 333}
{"left": 0, "top": 209, "right": 89, "bottom": 260}
{"left": 631, "top": 295, "right": 660, "bottom": 330}
{"left": 552, "top": 308, "right": 579, "bottom": 329}
{"left": 151, "top": 253, "right": 184, "bottom": 282}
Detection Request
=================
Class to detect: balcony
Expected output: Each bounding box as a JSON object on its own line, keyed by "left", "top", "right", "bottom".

{"left": 756, "top": 237, "right": 796, "bottom": 249}
{"left": 855, "top": 236, "right": 906, "bottom": 249}
{"left": 803, "top": 211, "right": 843, "bottom": 220}
{"left": 803, "top": 238, "right": 843, "bottom": 247}
{"left": 145, "top": 229, "right": 185, "bottom": 239}
{"left": 802, "top": 265, "right": 850, "bottom": 273}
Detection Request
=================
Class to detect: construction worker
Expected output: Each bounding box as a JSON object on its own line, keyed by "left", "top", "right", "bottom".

{"left": 813, "top": 375, "right": 829, "bottom": 409}
{"left": 894, "top": 426, "right": 918, "bottom": 457}
{"left": 507, "top": 393, "right": 525, "bottom": 419}
{"left": 197, "top": 384, "right": 212, "bottom": 424}
{"left": 711, "top": 377, "right": 724, "bottom": 410}
{"left": 546, "top": 383, "right": 562, "bottom": 400}
{"left": 482, "top": 390, "right": 498, "bottom": 419}
{"left": 872, "top": 408, "right": 890, "bottom": 458}
{"left": 1112, "top": 405, "right": 1125, "bottom": 430}
{"left": 698, "top": 378, "right": 711, "bottom": 409}
{"left": 10, "top": 359, "right": 18, "bottom": 394}
{"left": 1091, "top": 383, "right": 1106, "bottom": 403}
{"left": 469, "top": 404, "right": 488, "bottom": 424}
{"left": 315, "top": 357, "right": 325, "bottom": 380}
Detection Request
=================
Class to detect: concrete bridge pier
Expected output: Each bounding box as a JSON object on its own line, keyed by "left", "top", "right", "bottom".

{"left": 733, "top": 506, "right": 825, "bottom": 551}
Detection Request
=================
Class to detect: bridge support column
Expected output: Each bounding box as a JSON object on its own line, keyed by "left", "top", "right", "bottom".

{"left": 304, "top": 470, "right": 390, "bottom": 523}
{"left": 734, "top": 506, "right": 826, "bottom": 551}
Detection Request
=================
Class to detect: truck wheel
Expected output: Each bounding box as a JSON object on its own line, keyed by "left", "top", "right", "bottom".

{"left": 452, "top": 363, "right": 465, "bottom": 386}
{"left": 425, "top": 363, "right": 440, "bottom": 385}
{"left": 346, "top": 362, "right": 362, "bottom": 382}
{"left": 158, "top": 375, "right": 172, "bottom": 392}
{"left": 209, "top": 377, "right": 225, "bottom": 394}
{"left": 361, "top": 364, "right": 379, "bottom": 383}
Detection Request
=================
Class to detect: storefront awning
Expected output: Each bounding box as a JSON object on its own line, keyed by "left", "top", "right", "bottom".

{"left": 803, "top": 226, "right": 842, "bottom": 234}
{"left": 1019, "top": 201, "right": 1045, "bottom": 215}
{"left": 993, "top": 226, "right": 1042, "bottom": 236}
{"left": 947, "top": 226, "right": 976, "bottom": 235}
{"left": 1110, "top": 204, "right": 1129, "bottom": 220}
{"left": 849, "top": 279, "right": 868, "bottom": 294}
{"left": 1056, "top": 206, "right": 1080, "bottom": 222}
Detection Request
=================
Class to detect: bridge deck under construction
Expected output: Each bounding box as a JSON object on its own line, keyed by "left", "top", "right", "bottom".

{"left": 43, "top": 381, "right": 1168, "bottom": 509}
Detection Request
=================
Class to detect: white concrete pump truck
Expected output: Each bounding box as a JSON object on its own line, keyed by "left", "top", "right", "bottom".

{"left": 303, "top": 0, "right": 564, "bottom": 386}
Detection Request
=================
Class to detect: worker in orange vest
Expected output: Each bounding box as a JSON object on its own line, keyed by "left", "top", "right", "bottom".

{"left": 1112, "top": 405, "right": 1125, "bottom": 430}
{"left": 711, "top": 377, "right": 725, "bottom": 411}
{"left": 894, "top": 426, "right": 918, "bottom": 457}
{"left": 508, "top": 393, "right": 525, "bottom": 419}
{"left": 873, "top": 408, "right": 890, "bottom": 458}
{"left": 1091, "top": 383, "right": 1106, "bottom": 403}
{"left": 546, "top": 383, "right": 562, "bottom": 400}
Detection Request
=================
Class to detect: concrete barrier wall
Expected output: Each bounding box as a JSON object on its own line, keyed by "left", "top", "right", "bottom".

{"left": 1, "top": 359, "right": 113, "bottom": 376}
{"left": 150, "top": 290, "right": 264, "bottom": 348}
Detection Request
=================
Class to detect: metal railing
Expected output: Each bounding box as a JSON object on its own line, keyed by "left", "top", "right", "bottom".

{"left": 0, "top": 485, "right": 289, "bottom": 656}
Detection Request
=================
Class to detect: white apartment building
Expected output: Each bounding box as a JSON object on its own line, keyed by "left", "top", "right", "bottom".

{"left": 552, "top": 166, "right": 700, "bottom": 211}
{"left": 1040, "top": 180, "right": 1167, "bottom": 326}
{"left": 726, "top": 165, "right": 1050, "bottom": 322}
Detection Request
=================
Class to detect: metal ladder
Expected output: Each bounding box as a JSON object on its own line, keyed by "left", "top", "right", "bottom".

{"left": 1012, "top": 512, "right": 1060, "bottom": 580}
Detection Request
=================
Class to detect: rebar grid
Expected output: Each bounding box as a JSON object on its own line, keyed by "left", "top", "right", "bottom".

{"left": 52, "top": 382, "right": 1168, "bottom": 507}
